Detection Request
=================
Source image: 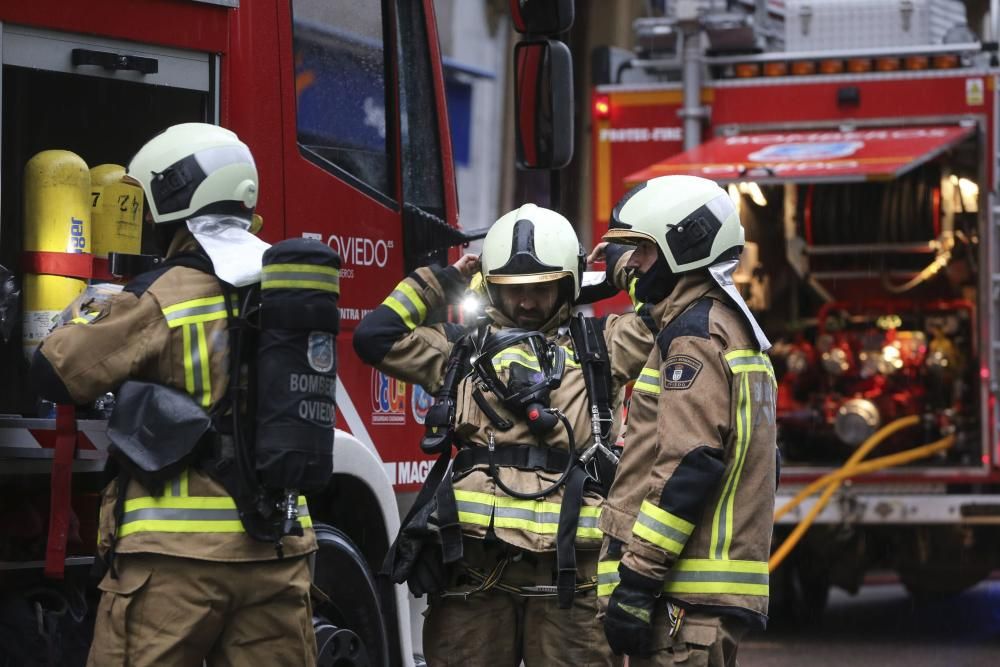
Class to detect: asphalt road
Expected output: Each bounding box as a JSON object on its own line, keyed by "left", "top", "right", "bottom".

{"left": 740, "top": 579, "right": 1000, "bottom": 666}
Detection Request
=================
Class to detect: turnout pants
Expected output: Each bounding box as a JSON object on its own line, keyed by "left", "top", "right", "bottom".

{"left": 422, "top": 539, "right": 621, "bottom": 667}
{"left": 87, "top": 553, "right": 316, "bottom": 667}
{"left": 628, "top": 604, "right": 748, "bottom": 667}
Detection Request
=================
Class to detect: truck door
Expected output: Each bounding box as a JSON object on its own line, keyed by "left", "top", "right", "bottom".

{"left": 0, "top": 23, "right": 214, "bottom": 415}
{"left": 280, "top": 0, "right": 456, "bottom": 482}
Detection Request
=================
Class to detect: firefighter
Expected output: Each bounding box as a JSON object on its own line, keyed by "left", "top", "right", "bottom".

{"left": 30, "top": 123, "right": 318, "bottom": 666}
{"left": 353, "top": 204, "right": 664, "bottom": 666}
{"left": 596, "top": 175, "right": 777, "bottom": 666}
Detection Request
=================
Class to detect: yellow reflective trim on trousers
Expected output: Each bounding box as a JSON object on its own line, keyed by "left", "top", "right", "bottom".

{"left": 711, "top": 372, "right": 752, "bottom": 559}
{"left": 395, "top": 281, "right": 427, "bottom": 322}
{"left": 633, "top": 367, "right": 661, "bottom": 395}
{"left": 383, "top": 296, "right": 416, "bottom": 329}
{"left": 598, "top": 559, "right": 621, "bottom": 597}
{"left": 180, "top": 469, "right": 189, "bottom": 497}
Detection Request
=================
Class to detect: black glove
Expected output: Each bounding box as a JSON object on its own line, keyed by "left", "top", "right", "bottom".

{"left": 406, "top": 543, "right": 449, "bottom": 597}
{"left": 604, "top": 564, "right": 661, "bottom": 657}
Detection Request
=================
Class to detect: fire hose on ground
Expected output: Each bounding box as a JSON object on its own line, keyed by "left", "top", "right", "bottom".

{"left": 769, "top": 415, "right": 956, "bottom": 572}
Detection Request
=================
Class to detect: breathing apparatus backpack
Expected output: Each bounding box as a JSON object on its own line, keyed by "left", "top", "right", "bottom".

{"left": 106, "top": 237, "right": 340, "bottom": 559}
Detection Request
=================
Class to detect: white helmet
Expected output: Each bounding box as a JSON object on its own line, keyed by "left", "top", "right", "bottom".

{"left": 603, "top": 175, "right": 744, "bottom": 273}
{"left": 481, "top": 203, "right": 584, "bottom": 299}
{"left": 126, "top": 123, "right": 258, "bottom": 224}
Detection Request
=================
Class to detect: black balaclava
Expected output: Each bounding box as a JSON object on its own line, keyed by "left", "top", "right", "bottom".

{"left": 633, "top": 249, "right": 679, "bottom": 303}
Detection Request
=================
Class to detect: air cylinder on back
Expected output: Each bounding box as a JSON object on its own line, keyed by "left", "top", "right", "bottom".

{"left": 256, "top": 238, "right": 340, "bottom": 493}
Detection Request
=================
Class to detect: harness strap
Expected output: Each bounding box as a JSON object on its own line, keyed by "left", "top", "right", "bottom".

{"left": 444, "top": 563, "right": 599, "bottom": 599}
{"left": 569, "top": 314, "right": 613, "bottom": 442}
{"left": 382, "top": 450, "right": 459, "bottom": 576}
{"left": 556, "top": 465, "right": 588, "bottom": 609}
{"left": 453, "top": 444, "right": 571, "bottom": 475}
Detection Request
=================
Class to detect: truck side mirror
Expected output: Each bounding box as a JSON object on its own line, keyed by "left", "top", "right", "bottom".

{"left": 514, "top": 39, "right": 574, "bottom": 170}
{"left": 510, "top": 0, "right": 574, "bottom": 35}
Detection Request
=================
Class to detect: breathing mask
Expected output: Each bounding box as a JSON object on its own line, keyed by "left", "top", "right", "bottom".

{"left": 472, "top": 328, "right": 566, "bottom": 436}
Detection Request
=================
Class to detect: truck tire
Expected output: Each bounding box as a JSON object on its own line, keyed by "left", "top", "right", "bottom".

{"left": 311, "top": 523, "right": 390, "bottom": 667}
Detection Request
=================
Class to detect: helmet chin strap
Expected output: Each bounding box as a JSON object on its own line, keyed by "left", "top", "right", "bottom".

{"left": 709, "top": 259, "right": 771, "bottom": 352}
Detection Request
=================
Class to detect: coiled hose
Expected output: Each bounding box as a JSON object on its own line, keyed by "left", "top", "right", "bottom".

{"left": 769, "top": 415, "right": 956, "bottom": 572}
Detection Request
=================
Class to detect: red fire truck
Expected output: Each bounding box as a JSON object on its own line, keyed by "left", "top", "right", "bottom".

{"left": 591, "top": 3, "right": 1000, "bottom": 620}
{"left": 0, "top": 0, "right": 475, "bottom": 663}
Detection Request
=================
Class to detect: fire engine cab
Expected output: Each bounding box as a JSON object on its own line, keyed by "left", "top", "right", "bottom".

{"left": 591, "top": 0, "right": 1000, "bottom": 620}
{"left": 0, "top": 1, "right": 466, "bottom": 664}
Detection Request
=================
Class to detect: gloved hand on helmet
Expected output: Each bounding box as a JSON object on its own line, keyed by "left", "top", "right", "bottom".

{"left": 604, "top": 564, "right": 662, "bottom": 657}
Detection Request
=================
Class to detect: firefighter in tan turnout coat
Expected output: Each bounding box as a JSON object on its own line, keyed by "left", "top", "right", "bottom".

{"left": 354, "top": 204, "right": 663, "bottom": 666}
{"left": 597, "top": 176, "right": 778, "bottom": 666}
{"left": 30, "top": 124, "right": 317, "bottom": 666}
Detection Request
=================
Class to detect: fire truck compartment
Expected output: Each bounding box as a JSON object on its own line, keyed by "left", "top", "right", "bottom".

{"left": 0, "top": 25, "right": 211, "bottom": 419}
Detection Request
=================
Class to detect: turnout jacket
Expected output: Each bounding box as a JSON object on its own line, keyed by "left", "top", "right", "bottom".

{"left": 354, "top": 256, "right": 665, "bottom": 554}
{"left": 32, "top": 232, "right": 317, "bottom": 563}
{"left": 597, "top": 273, "right": 777, "bottom": 627}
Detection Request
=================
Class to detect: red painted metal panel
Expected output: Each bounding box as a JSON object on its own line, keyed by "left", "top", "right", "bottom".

{"left": 626, "top": 124, "right": 975, "bottom": 185}
{"left": 0, "top": 0, "right": 229, "bottom": 52}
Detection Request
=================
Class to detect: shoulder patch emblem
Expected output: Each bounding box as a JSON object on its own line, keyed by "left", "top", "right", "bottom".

{"left": 663, "top": 355, "right": 702, "bottom": 390}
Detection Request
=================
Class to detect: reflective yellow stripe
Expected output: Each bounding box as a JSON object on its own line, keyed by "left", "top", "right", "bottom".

{"left": 383, "top": 296, "right": 416, "bottom": 330}
{"left": 162, "top": 295, "right": 237, "bottom": 328}
{"left": 712, "top": 371, "right": 751, "bottom": 559}
{"left": 633, "top": 500, "right": 693, "bottom": 555}
{"left": 395, "top": 281, "right": 427, "bottom": 321}
{"left": 453, "top": 490, "right": 603, "bottom": 538}
{"left": 261, "top": 263, "right": 340, "bottom": 294}
{"left": 71, "top": 310, "right": 100, "bottom": 325}
{"left": 179, "top": 469, "right": 189, "bottom": 497}
{"left": 119, "top": 495, "right": 311, "bottom": 537}
{"left": 597, "top": 559, "right": 621, "bottom": 597}
{"left": 381, "top": 280, "right": 427, "bottom": 330}
{"left": 559, "top": 346, "right": 581, "bottom": 368}
{"left": 725, "top": 349, "right": 776, "bottom": 384}
{"left": 196, "top": 322, "right": 211, "bottom": 407}
{"left": 662, "top": 558, "right": 769, "bottom": 596}
{"left": 182, "top": 324, "right": 195, "bottom": 395}
{"left": 633, "top": 367, "right": 661, "bottom": 395}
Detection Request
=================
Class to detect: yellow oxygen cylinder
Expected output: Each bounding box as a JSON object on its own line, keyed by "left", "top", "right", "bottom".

{"left": 90, "top": 163, "right": 144, "bottom": 261}
{"left": 22, "top": 150, "right": 92, "bottom": 360}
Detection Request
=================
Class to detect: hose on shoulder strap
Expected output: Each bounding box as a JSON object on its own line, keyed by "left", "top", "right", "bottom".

{"left": 488, "top": 409, "right": 577, "bottom": 500}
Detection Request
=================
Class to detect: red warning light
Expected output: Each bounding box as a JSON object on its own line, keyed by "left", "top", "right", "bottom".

{"left": 594, "top": 95, "right": 611, "bottom": 120}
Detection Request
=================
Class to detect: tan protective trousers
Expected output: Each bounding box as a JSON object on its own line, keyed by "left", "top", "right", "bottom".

{"left": 422, "top": 539, "right": 622, "bottom": 667}
{"left": 86, "top": 552, "right": 316, "bottom": 667}
{"left": 628, "top": 604, "right": 748, "bottom": 667}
